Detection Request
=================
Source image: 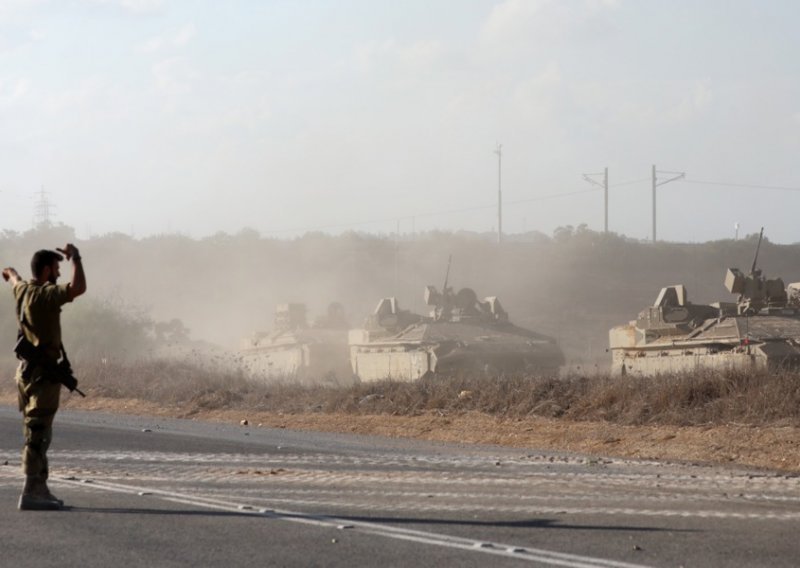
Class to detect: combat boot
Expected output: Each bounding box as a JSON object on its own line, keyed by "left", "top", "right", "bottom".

{"left": 18, "top": 476, "right": 62, "bottom": 511}
{"left": 39, "top": 479, "right": 64, "bottom": 507}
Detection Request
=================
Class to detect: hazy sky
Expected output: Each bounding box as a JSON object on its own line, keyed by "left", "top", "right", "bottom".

{"left": 1, "top": 0, "right": 798, "bottom": 242}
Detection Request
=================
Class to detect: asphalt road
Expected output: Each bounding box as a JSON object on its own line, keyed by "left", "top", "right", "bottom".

{"left": 1, "top": 405, "right": 799, "bottom": 567}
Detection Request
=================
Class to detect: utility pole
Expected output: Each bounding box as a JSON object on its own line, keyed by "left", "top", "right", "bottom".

{"left": 651, "top": 165, "right": 685, "bottom": 242}
{"left": 603, "top": 166, "right": 608, "bottom": 233}
{"left": 494, "top": 143, "right": 502, "bottom": 244}
{"left": 394, "top": 219, "right": 400, "bottom": 296}
{"left": 582, "top": 167, "right": 608, "bottom": 232}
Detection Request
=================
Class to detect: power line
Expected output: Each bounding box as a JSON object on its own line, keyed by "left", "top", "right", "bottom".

{"left": 683, "top": 179, "right": 800, "bottom": 192}
{"left": 505, "top": 188, "right": 600, "bottom": 206}
{"left": 652, "top": 165, "right": 685, "bottom": 242}
{"left": 609, "top": 177, "right": 649, "bottom": 188}
{"left": 257, "top": 175, "right": 800, "bottom": 237}
{"left": 261, "top": 187, "right": 602, "bottom": 235}
{"left": 582, "top": 168, "right": 608, "bottom": 232}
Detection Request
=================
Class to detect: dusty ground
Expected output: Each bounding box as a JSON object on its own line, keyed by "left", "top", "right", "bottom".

{"left": 0, "top": 394, "right": 784, "bottom": 474}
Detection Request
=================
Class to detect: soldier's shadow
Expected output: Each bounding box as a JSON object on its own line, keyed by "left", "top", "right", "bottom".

{"left": 64, "top": 506, "right": 256, "bottom": 518}
{"left": 64, "top": 508, "right": 691, "bottom": 534}
{"left": 335, "top": 514, "right": 685, "bottom": 532}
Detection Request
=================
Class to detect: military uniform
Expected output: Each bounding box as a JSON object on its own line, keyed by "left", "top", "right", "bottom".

{"left": 14, "top": 279, "right": 71, "bottom": 508}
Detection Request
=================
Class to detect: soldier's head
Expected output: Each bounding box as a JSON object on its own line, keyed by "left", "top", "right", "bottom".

{"left": 31, "top": 249, "right": 64, "bottom": 284}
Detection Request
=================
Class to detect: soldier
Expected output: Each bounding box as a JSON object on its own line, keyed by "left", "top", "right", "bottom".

{"left": 3, "top": 244, "right": 86, "bottom": 510}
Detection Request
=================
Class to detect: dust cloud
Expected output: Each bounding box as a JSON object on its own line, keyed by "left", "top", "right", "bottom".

{"left": 3, "top": 225, "right": 798, "bottom": 371}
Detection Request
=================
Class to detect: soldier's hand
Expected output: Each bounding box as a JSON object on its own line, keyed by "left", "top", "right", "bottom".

{"left": 56, "top": 244, "right": 80, "bottom": 261}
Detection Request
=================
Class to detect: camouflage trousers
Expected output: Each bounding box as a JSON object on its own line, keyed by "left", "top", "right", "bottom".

{"left": 16, "top": 365, "right": 61, "bottom": 480}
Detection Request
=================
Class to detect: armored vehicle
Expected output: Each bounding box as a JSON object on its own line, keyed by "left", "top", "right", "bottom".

{"left": 241, "top": 302, "right": 354, "bottom": 382}
{"left": 609, "top": 229, "right": 800, "bottom": 375}
{"left": 349, "top": 269, "right": 564, "bottom": 381}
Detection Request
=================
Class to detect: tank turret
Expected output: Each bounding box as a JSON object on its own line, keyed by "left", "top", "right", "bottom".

{"left": 722, "top": 227, "right": 787, "bottom": 315}
{"left": 312, "top": 302, "right": 349, "bottom": 329}
{"left": 274, "top": 303, "right": 307, "bottom": 332}
{"left": 424, "top": 285, "right": 508, "bottom": 323}
{"left": 422, "top": 254, "right": 508, "bottom": 322}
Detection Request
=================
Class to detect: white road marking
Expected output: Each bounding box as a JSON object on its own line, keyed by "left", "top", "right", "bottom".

{"left": 57, "top": 476, "right": 653, "bottom": 568}
{"left": 0, "top": 451, "right": 800, "bottom": 521}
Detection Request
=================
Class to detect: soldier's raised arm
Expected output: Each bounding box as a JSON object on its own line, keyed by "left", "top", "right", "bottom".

{"left": 2, "top": 267, "right": 21, "bottom": 286}
{"left": 56, "top": 244, "right": 86, "bottom": 300}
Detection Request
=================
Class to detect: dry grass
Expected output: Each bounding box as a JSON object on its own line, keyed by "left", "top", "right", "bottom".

{"left": 4, "top": 358, "right": 800, "bottom": 471}
{"left": 320, "top": 370, "right": 800, "bottom": 426}
{"left": 4, "top": 359, "right": 793, "bottom": 428}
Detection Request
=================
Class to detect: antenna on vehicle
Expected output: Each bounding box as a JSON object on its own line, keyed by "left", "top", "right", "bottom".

{"left": 443, "top": 255, "right": 452, "bottom": 292}
{"left": 750, "top": 227, "right": 764, "bottom": 275}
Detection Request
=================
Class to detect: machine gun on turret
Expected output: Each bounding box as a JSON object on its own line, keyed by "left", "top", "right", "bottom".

{"left": 724, "top": 227, "right": 787, "bottom": 315}
{"left": 423, "top": 256, "right": 509, "bottom": 323}
{"left": 425, "top": 256, "right": 454, "bottom": 321}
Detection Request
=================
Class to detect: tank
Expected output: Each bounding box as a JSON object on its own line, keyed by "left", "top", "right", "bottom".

{"left": 349, "top": 275, "right": 565, "bottom": 382}
{"left": 609, "top": 229, "right": 800, "bottom": 375}
{"left": 240, "top": 302, "right": 354, "bottom": 383}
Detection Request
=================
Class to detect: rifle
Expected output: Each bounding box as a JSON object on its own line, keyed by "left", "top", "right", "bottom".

{"left": 14, "top": 335, "right": 86, "bottom": 397}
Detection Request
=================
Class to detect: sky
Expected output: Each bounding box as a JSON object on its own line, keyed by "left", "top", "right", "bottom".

{"left": 1, "top": 0, "right": 799, "bottom": 243}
